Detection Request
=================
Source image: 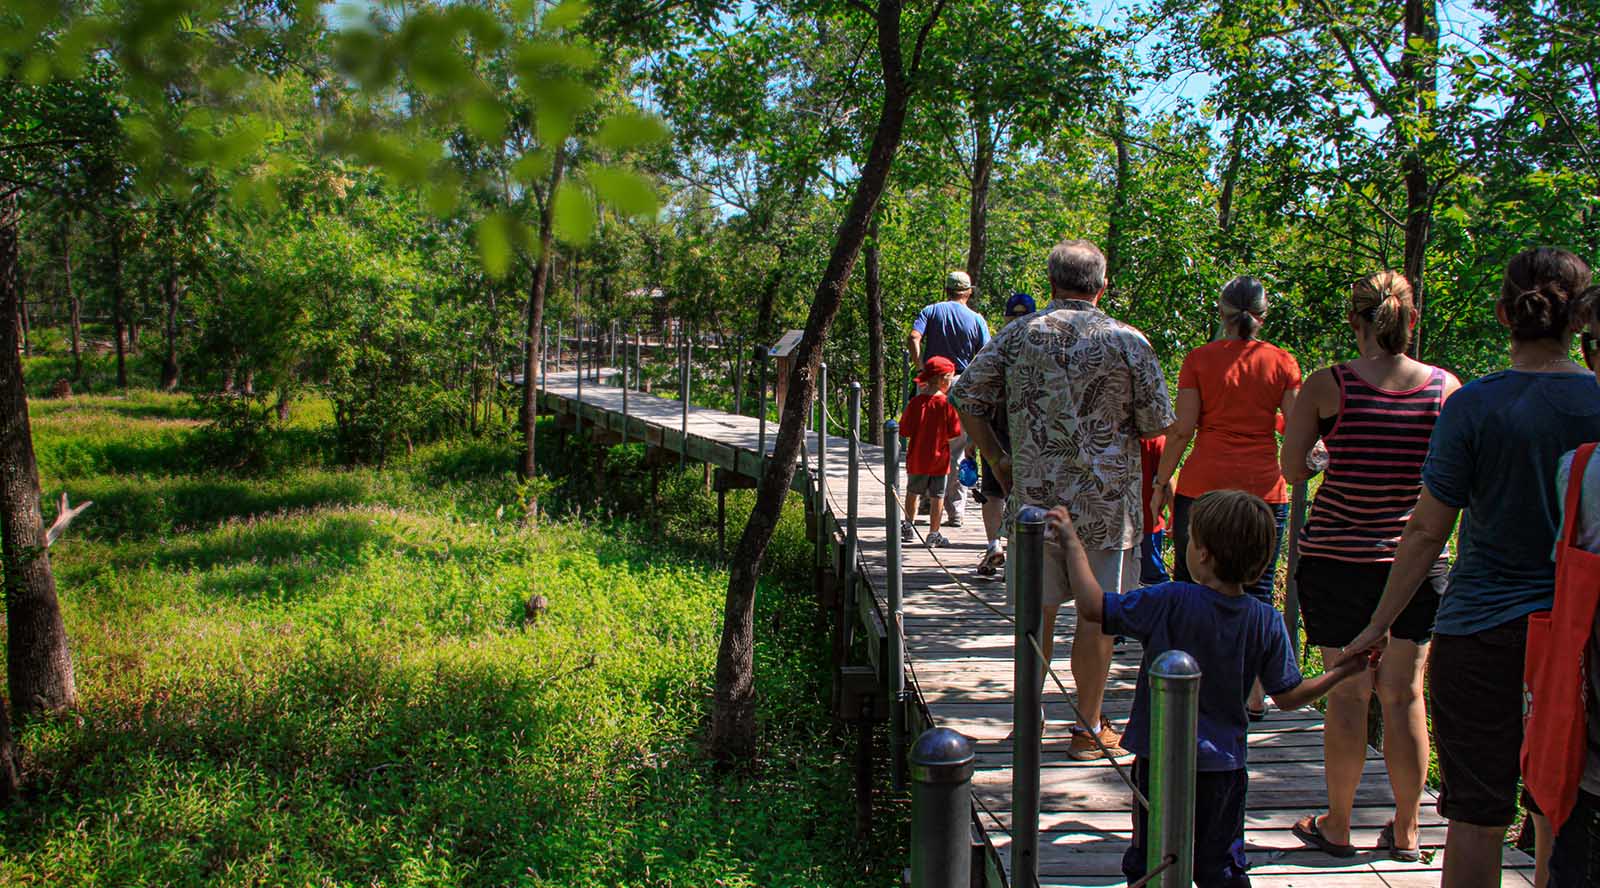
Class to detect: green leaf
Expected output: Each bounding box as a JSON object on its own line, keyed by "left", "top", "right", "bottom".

{"left": 512, "top": 149, "right": 553, "bottom": 185}
{"left": 478, "top": 213, "right": 517, "bottom": 277}
{"left": 552, "top": 181, "right": 594, "bottom": 246}
{"left": 542, "top": 1, "right": 589, "bottom": 32}
{"left": 595, "top": 113, "right": 671, "bottom": 151}
{"left": 463, "top": 95, "right": 508, "bottom": 143}
{"left": 588, "top": 166, "right": 658, "bottom": 219}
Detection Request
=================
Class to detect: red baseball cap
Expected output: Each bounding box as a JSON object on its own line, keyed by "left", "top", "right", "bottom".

{"left": 918, "top": 355, "right": 956, "bottom": 382}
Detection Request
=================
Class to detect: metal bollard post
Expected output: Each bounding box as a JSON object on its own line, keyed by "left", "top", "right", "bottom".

{"left": 1283, "top": 480, "right": 1309, "bottom": 660}
{"left": 681, "top": 336, "right": 691, "bottom": 467}
{"left": 817, "top": 363, "right": 828, "bottom": 510}
{"left": 1149, "top": 650, "right": 1200, "bottom": 887}
{"left": 734, "top": 341, "right": 745, "bottom": 416}
{"left": 885, "top": 420, "right": 906, "bottom": 791}
{"left": 844, "top": 382, "right": 861, "bottom": 649}
{"left": 910, "top": 727, "right": 975, "bottom": 888}
{"left": 621, "top": 329, "right": 630, "bottom": 445}
{"left": 1011, "top": 505, "right": 1046, "bottom": 886}
{"left": 575, "top": 318, "right": 584, "bottom": 436}
{"left": 757, "top": 348, "right": 768, "bottom": 475}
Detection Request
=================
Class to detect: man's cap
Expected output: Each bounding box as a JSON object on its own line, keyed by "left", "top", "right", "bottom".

{"left": 1005, "top": 292, "right": 1037, "bottom": 318}
{"left": 945, "top": 270, "right": 973, "bottom": 291}
{"left": 918, "top": 355, "right": 956, "bottom": 382}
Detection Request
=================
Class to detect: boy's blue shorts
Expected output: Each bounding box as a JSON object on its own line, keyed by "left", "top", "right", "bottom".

{"left": 1124, "top": 757, "right": 1250, "bottom": 888}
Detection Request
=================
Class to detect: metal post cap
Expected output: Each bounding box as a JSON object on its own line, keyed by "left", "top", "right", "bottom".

{"left": 1016, "top": 505, "right": 1048, "bottom": 526}
{"left": 910, "top": 727, "right": 975, "bottom": 784}
{"left": 1151, "top": 649, "right": 1202, "bottom": 680}
{"left": 885, "top": 420, "right": 898, "bottom": 433}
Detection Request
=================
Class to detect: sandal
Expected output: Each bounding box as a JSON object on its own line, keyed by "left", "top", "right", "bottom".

{"left": 1247, "top": 705, "right": 1267, "bottom": 722}
{"left": 1377, "top": 821, "right": 1421, "bottom": 863}
{"left": 1292, "top": 814, "right": 1357, "bottom": 858}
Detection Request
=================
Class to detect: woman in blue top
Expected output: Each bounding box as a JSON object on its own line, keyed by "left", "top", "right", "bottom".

{"left": 1345, "top": 247, "right": 1600, "bottom": 888}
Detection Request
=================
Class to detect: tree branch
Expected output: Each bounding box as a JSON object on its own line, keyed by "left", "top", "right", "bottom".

{"left": 44, "top": 492, "right": 92, "bottom": 548}
{"left": 909, "top": 0, "right": 950, "bottom": 79}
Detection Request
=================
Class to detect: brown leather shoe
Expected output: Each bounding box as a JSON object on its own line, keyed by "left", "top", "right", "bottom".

{"left": 1066, "top": 723, "right": 1129, "bottom": 761}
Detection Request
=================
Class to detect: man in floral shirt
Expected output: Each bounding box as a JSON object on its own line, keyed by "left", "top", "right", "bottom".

{"left": 952, "top": 239, "right": 1175, "bottom": 760}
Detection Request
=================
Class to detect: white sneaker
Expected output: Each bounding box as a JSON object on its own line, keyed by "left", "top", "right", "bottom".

{"left": 926, "top": 532, "right": 950, "bottom": 548}
{"left": 945, "top": 513, "right": 964, "bottom": 528}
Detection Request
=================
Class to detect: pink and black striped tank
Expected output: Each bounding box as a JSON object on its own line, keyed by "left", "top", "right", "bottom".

{"left": 1298, "top": 363, "right": 1448, "bottom": 563}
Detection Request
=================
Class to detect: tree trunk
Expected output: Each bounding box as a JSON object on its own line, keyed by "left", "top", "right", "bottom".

{"left": 160, "top": 272, "right": 181, "bottom": 391}
{"left": 1105, "top": 105, "right": 1131, "bottom": 293}
{"left": 1217, "top": 115, "right": 1247, "bottom": 234}
{"left": 709, "top": 0, "right": 926, "bottom": 763}
{"left": 0, "top": 688, "right": 19, "bottom": 802}
{"left": 109, "top": 224, "right": 127, "bottom": 388}
{"left": 520, "top": 151, "right": 567, "bottom": 484}
{"left": 865, "top": 214, "right": 885, "bottom": 445}
{"left": 275, "top": 388, "right": 292, "bottom": 423}
{"left": 965, "top": 102, "right": 994, "bottom": 292}
{"left": 0, "top": 195, "right": 77, "bottom": 719}
{"left": 16, "top": 266, "right": 29, "bottom": 359}
{"left": 1400, "top": 0, "right": 1437, "bottom": 358}
{"left": 63, "top": 239, "right": 80, "bottom": 381}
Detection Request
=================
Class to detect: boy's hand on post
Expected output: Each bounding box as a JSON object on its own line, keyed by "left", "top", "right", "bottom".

{"left": 1045, "top": 506, "right": 1075, "bottom": 544}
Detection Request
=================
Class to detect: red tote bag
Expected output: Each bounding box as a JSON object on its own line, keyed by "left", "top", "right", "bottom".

{"left": 1522, "top": 442, "right": 1600, "bottom": 831}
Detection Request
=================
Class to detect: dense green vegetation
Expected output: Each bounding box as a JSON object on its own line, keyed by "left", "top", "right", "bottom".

{"left": 0, "top": 377, "right": 901, "bottom": 886}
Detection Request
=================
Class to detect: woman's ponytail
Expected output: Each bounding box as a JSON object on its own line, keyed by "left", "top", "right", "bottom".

{"left": 1220, "top": 276, "right": 1267, "bottom": 340}
{"left": 1351, "top": 271, "right": 1415, "bottom": 355}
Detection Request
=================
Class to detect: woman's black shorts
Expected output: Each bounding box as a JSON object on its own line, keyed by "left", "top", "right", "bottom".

{"left": 1296, "top": 555, "right": 1446, "bottom": 649}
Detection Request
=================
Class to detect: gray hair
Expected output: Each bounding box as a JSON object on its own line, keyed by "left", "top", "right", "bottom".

{"left": 1219, "top": 275, "right": 1268, "bottom": 339}
{"left": 1047, "top": 240, "right": 1107, "bottom": 297}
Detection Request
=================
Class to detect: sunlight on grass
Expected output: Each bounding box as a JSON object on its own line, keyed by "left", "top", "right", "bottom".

{"left": 1, "top": 390, "right": 888, "bottom": 887}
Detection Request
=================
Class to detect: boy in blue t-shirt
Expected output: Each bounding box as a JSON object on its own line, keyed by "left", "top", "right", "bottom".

{"left": 1048, "top": 490, "right": 1373, "bottom": 887}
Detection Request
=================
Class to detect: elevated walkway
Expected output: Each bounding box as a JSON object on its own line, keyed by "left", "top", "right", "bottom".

{"left": 536, "top": 368, "right": 1534, "bottom": 887}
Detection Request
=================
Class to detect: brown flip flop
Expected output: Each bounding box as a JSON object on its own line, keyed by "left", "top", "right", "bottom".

{"left": 1292, "top": 814, "right": 1357, "bottom": 858}
{"left": 1377, "top": 821, "right": 1421, "bottom": 863}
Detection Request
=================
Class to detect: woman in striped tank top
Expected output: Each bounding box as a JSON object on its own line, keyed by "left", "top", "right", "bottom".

{"left": 1279, "top": 272, "right": 1461, "bottom": 860}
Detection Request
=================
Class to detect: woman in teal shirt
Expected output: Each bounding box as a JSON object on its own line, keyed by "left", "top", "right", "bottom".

{"left": 1344, "top": 247, "right": 1600, "bottom": 887}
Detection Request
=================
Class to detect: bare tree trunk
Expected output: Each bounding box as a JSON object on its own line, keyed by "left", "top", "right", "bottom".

{"left": 16, "top": 266, "right": 29, "bottom": 359}
{"left": 160, "top": 272, "right": 181, "bottom": 391}
{"left": 1400, "top": 0, "right": 1437, "bottom": 358}
{"left": 0, "top": 194, "right": 77, "bottom": 719}
{"left": 965, "top": 103, "right": 994, "bottom": 292}
{"left": 0, "top": 689, "right": 18, "bottom": 802}
{"left": 520, "top": 151, "right": 567, "bottom": 485}
{"left": 108, "top": 223, "right": 127, "bottom": 388}
{"left": 275, "top": 387, "right": 291, "bottom": 423}
{"left": 710, "top": 0, "right": 931, "bottom": 762}
{"left": 1105, "top": 105, "right": 1131, "bottom": 293}
{"left": 63, "top": 238, "right": 80, "bottom": 381}
{"left": 1217, "top": 115, "right": 1247, "bottom": 234}
{"left": 865, "top": 214, "right": 885, "bottom": 445}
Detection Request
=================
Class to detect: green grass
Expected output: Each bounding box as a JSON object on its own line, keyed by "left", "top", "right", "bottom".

{"left": 1, "top": 392, "right": 899, "bottom": 886}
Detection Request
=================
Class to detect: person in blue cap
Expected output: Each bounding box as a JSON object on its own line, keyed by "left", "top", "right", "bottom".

{"left": 974, "top": 291, "right": 1038, "bottom": 577}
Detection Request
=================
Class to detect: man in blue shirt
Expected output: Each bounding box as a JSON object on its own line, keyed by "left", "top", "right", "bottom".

{"left": 908, "top": 271, "right": 990, "bottom": 525}
{"left": 1049, "top": 490, "right": 1371, "bottom": 887}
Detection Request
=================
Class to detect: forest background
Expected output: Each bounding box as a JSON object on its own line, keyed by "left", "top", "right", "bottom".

{"left": 0, "top": 0, "right": 1597, "bottom": 882}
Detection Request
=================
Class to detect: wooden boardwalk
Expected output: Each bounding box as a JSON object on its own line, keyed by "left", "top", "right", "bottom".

{"left": 537, "top": 369, "right": 1534, "bottom": 887}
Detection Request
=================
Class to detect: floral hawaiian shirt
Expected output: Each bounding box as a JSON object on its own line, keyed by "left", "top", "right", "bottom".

{"left": 951, "top": 298, "right": 1174, "bottom": 551}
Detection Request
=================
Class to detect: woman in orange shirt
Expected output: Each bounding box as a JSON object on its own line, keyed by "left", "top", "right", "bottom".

{"left": 1151, "top": 277, "right": 1301, "bottom": 714}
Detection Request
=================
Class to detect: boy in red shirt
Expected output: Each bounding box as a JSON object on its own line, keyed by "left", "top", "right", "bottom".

{"left": 900, "top": 356, "right": 963, "bottom": 547}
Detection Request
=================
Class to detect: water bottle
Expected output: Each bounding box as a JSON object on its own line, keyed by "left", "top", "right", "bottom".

{"left": 958, "top": 456, "right": 979, "bottom": 488}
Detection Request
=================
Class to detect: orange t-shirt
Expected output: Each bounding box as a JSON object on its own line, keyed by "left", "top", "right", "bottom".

{"left": 1175, "top": 339, "right": 1301, "bottom": 503}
